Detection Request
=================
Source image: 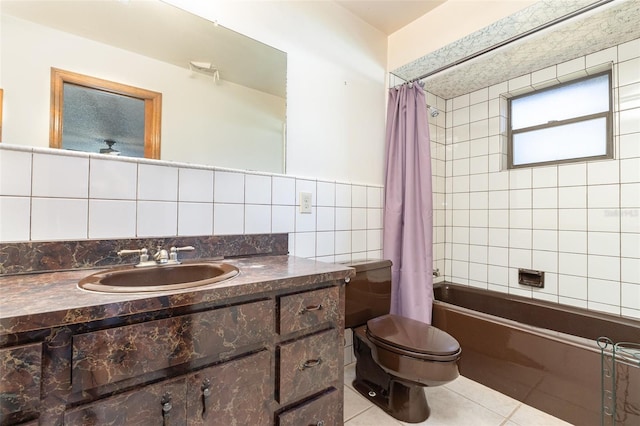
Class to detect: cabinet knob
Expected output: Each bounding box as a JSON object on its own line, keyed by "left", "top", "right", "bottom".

{"left": 161, "top": 392, "right": 172, "bottom": 426}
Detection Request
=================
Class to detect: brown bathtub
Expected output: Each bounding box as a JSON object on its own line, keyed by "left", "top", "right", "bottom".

{"left": 432, "top": 283, "right": 640, "bottom": 426}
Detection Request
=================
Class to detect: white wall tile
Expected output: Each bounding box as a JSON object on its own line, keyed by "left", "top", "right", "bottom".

{"left": 335, "top": 184, "right": 352, "bottom": 207}
{"left": 214, "top": 171, "right": 244, "bottom": 204}
{"left": 317, "top": 181, "right": 336, "bottom": 206}
{"left": 352, "top": 185, "right": 367, "bottom": 208}
{"left": 510, "top": 210, "right": 532, "bottom": 229}
{"left": 367, "top": 229, "right": 382, "bottom": 251}
{"left": 558, "top": 186, "right": 586, "bottom": 208}
{"left": 31, "top": 198, "right": 87, "bottom": 240}
{"left": 272, "top": 176, "right": 295, "bottom": 205}
{"left": 317, "top": 206, "right": 335, "bottom": 231}
{"left": 620, "top": 108, "right": 640, "bottom": 134}
{"left": 0, "top": 197, "right": 30, "bottom": 242}
{"left": 244, "top": 204, "right": 271, "bottom": 234}
{"left": 245, "top": 174, "right": 272, "bottom": 205}
{"left": 618, "top": 57, "right": 640, "bottom": 86}
{"left": 588, "top": 232, "right": 620, "bottom": 257}
{"left": 559, "top": 230, "right": 587, "bottom": 254}
{"left": 621, "top": 283, "right": 640, "bottom": 309}
{"left": 352, "top": 230, "right": 367, "bottom": 253}
{"left": 620, "top": 158, "right": 640, "bottom": 183}
{"left": 138, "top": 164, "right": 178, "bottom": 201}
{"left": 559, "top": 274, "right": 587, "bottom": 299}
{"left": 588, "top": 255, "right": 620, "bottom": 281}
{"left": 619, "top": 133, "right": 640, "bottom": 159}
{"left": 272, "top": 205, "right": 295, "bottom": 233}
{"left": 91, "top": 158, "right": 138, "bottom": 200}
{"left": 533, "top": 209, "right": 557, "bottom": 230}
{"left": 533, "top": 230, "right": 558, "bottom": 252}
{"left": 335, "top": 230, "right": 352, "bottom": 254}
{"left": 367, "top": 186, "right": 383, "bottom": 208}
{"left": 335, "top": 207, "right": 352, "bottom": 231}
{"left": 352, "top": 208, "right": 367, "bottom": 230}
{"left": 532, "top": 250, "right": 557, "bottom": 273}
{"left": 509, "top": 189, "right": 531, "bottom": 209}
{"left": 294, "top": 232, "right": 316, "bottom": 258}
{"left": 177, "top": 202, "right": 213, "bottom": 236}
{"left": 89, "top": 199, "right": 136, "bottom": 239}
{"left": 0, "top": 149, "right": 31, "bottom": 196}
{"left": 488, "top": 190, "right": 509, "bottom": 209}
{"left": 137, "top": 201, "right": 177, "bottom": 237}
{"left": 295, "top": 207, "right": 316, "bottom": 232}
{"left": 213, "top": 203, "right": 244, "bottom": 235}
{"left": 178, "top": 168, "right": 214, "bottom": 203}
{"left": 532, "top": 166, "right": 557, "bottom": 188}
{"left": 588, "top": 184, "right": 619, "bottom": 209}
{"left": 588, "top": 208, "right": 621, "bottom": 232}
{"left": 558, "top": 252, "right": 588, "bottom": 277}
{"left": 558, "top": 163, "right": 586, "bottom": 186}
{"left": 619, "top": 39, "right": 640, "bottom": 62}
{"left": 588, "top": 161, "right": 619, "bottom": 185}
{"left": 586, "top": 47, "right": 617, "bottom": 68}
{"left": 559, "top": 209, "right": 587, "bottom": 231}
{"left": 367, "top": 208, "right": 382, "bottom": 229}
{"left": 316, "top": 231, "right": 335, "bottom": 257}
{"left": 622, "top": 258, "right": 640, "bottom": 284}
{"left": 488, "top": 209, "right": 508, "bottom": 228}
{"left": 533, "top": 188, "right": 557, "bottom": 209}
{"left": 32, "top": 153, "right": 89, "bottom": 198}
{"left": 510, "top": 169, "right": 531, "bottom": 189}
{"left": 621, "top": 233, "right": 640, "bottom": 258}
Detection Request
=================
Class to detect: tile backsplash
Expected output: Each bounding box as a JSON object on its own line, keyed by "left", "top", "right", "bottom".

{"left": 0, "top": 145, "right": 383, "bottom": 264}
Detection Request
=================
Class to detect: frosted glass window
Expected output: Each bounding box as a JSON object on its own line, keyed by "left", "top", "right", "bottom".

{"left": 512, "top": 118, "right": 607, "bottom": 166}
{"left": 509, "top": 71, "right": 612, "bottom": 168}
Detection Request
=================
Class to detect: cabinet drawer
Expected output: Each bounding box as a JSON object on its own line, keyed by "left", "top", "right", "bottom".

{"left": 187, "top": 351, "right": 272, "bottom": 425}
{"left": 64, "top": 377, "right": 187, "bottom": 426}
{"left": 0, "top": 342, "right": 42, "bottom": 424}
{"left": 279, "top": 287, "right": 339, "bottom": 335}
{"left": 72, "top": 299, "right": 273, "bottom": 392}
{"left": 278, "top": 389, "right": 342, "bottom": 426}
{"left": 278, "top": 329, "right": 339, "bottom": 405}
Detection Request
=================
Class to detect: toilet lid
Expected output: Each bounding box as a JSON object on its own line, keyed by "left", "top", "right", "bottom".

{"left": 366, "top": 314, "right": 460, "bottom": 357}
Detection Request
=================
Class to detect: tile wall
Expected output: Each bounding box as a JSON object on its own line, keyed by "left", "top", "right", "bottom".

{"left": 441, "top": 37, "right": 640, "bottom": 319}
{"left": 0, "top": 146, "right": 384, "bottom": 264}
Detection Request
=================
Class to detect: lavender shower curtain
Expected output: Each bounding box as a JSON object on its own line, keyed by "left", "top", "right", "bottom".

{"left": 383, "top": 82, "right": 434, "bottom": 324}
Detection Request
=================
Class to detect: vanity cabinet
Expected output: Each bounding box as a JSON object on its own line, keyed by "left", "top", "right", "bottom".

{"left": 0, "top": 343, "right": 42, "bottom": 425}
{"left": 0, "top": 273, "right": 346, "bottom": 426}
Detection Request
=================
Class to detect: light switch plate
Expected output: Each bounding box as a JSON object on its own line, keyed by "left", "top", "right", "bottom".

{"left": 300, "top": 192, "right": 312, "bottom": 213}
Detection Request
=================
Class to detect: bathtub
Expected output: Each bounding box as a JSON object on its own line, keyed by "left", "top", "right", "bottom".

{"left": 432, "top": 283, "right": 640, "bottom": 426}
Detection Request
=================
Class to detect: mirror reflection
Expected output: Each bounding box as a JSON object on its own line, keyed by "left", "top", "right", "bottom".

{"left": 1, "top": 0, "right": 287, "bottom": 173}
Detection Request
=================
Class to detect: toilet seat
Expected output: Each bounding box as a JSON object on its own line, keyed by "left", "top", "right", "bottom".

{"left": 366, "top": 314, "right": 461, "bottom": 362}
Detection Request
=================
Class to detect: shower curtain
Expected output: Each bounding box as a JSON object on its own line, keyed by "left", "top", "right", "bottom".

{"left": 383, "top": 82, "right": 434, "bottom": 324}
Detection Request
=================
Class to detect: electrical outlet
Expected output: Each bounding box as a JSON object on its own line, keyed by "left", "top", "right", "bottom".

{"left": 299, "top": 192, "right": 312, "bottom": 213}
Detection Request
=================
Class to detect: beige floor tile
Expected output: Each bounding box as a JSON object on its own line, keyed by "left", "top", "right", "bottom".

{"left": 344, "top": 362, "right": 357, "bottom": 390}
{"left": 508, "top": 403, "right": 573, "bottom": 426}
{"left": 445, "top": 374, "right": 520, "bottom": 417}
{"left": 344, "top": 385, "right": 373, "bottom": 421}
{"left": 345, "top": 405, "right": 403, "bottom": 426}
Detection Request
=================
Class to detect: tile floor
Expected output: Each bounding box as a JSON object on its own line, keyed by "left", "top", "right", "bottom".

{"left": 343, "top": 363, "right": 572, "bottom": 425}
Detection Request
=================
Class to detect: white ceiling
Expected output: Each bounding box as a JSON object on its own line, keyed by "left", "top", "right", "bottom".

{"left": 335, "top": 0, "right": 446, "bottom": 35}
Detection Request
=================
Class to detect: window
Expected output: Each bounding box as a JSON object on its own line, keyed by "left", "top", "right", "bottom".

{"left": 508, "top": 71, "right": 612, "bottom": 168}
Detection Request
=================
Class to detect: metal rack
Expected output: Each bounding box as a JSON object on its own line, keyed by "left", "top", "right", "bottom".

{"left": 598, "top": 337, "right": 640, "bottom": 426}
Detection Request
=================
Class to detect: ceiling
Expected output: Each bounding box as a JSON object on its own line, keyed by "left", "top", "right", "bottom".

{"left": 335, "top": 0, "right": 446, "bottom": 35}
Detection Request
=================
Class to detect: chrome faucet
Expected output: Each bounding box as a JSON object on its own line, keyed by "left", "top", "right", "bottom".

{"left": 117, "top": 245, "right": 195, "bottom": 267}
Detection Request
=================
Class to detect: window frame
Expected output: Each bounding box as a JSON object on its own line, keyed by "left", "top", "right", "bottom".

{"left": 507, "top": 70, "right": 613, "bottom": 169}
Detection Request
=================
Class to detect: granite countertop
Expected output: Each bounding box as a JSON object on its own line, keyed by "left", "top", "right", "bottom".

{"left": 0, "top": 255, "right": 355, "bottom": 335}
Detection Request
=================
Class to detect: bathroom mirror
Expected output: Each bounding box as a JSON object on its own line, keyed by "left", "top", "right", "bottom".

{"left": 0, "top": 0, "right": 287, "bottom": 173}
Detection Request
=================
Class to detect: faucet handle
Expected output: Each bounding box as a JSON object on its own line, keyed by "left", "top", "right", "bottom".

{"left": 169, "top": 246, "right": 195, "bottom": 263}
{"left": 117, "top": 248, "right": 155, "bottom": 267}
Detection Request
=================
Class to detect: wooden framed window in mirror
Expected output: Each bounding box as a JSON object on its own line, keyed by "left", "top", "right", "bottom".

{"left": 50, "top": 68, "right": 161, "bottom": 159}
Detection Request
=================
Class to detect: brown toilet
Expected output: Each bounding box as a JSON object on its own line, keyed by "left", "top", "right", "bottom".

{"left": 344, "top": 259, "right": 461, "bottom": 423}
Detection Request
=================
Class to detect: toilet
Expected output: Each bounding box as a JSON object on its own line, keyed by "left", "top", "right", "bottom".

{"left": 344, "top": 259, "right": 461, "bottom": 423}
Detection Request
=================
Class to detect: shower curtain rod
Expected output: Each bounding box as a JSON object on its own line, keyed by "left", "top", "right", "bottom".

{"left": 405, "top": 0, "right": 614, "bottom": 83}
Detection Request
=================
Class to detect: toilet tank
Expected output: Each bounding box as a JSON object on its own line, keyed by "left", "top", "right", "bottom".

{"left": 343, "top": 259, "right": 392, "bottom": 328}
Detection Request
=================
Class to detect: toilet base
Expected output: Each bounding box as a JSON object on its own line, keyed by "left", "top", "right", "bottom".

{"left": 353, "top": 330, "right": 430, "bottom": 423}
